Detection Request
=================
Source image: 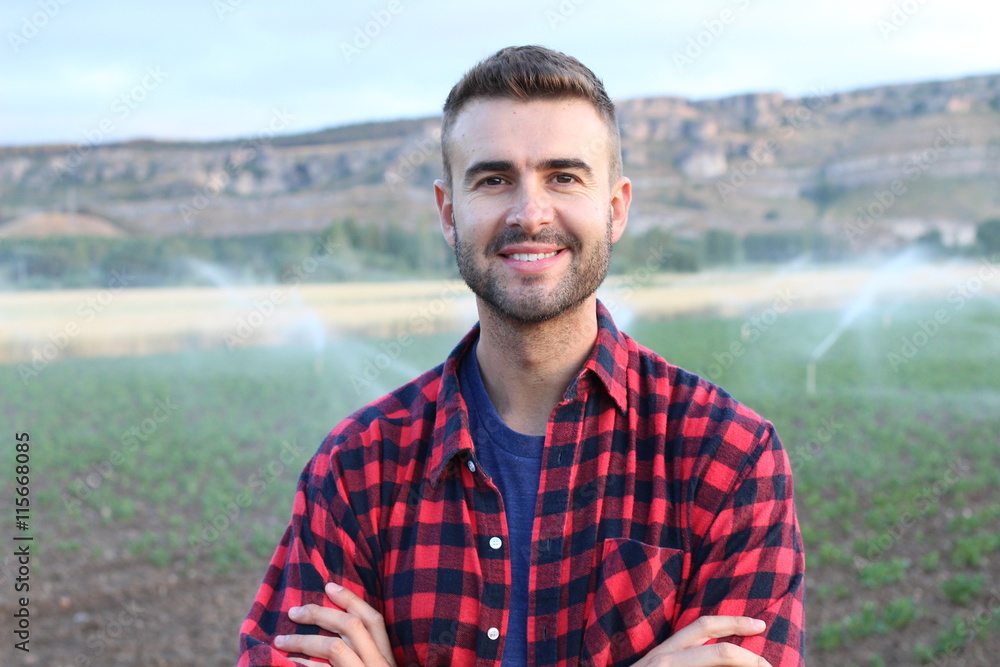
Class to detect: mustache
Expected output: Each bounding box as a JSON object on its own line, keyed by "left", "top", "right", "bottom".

{"left": 484, "top": 227, "right": 582, "bottom": 256}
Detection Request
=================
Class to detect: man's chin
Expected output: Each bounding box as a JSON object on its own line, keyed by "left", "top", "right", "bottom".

{"left": 479, "top": 290, "right": 595, "bottom": 325}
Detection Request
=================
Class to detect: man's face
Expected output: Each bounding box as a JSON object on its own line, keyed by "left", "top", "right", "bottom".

{"left": 435, "top": 98, "right": 631, "bottom": 323}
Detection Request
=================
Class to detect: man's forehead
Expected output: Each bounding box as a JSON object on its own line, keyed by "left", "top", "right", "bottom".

{"left": 447, "top": 97, "right": 612, "bottom": 164}
{"left": 450, "top": 97, "right": 605, "bottom": 131}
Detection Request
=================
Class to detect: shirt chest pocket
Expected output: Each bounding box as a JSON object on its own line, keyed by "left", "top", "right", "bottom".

{"left": 581, "top": 538, "right": 684, "bottom": 667}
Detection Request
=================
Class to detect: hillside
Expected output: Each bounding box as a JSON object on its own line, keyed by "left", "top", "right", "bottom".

{"left": 2, "top": 73, "right": 999, "bottom": 251}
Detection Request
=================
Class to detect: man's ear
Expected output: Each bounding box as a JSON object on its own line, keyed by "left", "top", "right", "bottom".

{"left": 435, "top": 179, "right": 457, "bottom": 248}
{"left": 610, "top": 176, "right": 631, "bottom": 244}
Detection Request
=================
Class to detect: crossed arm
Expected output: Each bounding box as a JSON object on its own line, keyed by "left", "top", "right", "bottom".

{"left": 276, "top": 583, "right": 774, "bottom": 667}
{"left": 240, "top": 406, "right": 803, "bottom": 666}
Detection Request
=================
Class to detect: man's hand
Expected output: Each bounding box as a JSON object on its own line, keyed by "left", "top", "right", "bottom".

{"left": 631, "top": 616, "right": 772, "bottom": 667}
{"left": 274, "top": 582, "right": 397, "bottom": 667}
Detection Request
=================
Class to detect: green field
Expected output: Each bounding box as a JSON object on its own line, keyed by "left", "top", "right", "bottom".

{"left": 3, "top": 296, "right": 999, "bottom": 665}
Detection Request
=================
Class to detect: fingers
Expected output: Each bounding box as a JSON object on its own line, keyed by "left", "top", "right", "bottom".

{"left": 277, "top": 632, "right": 364, "bottom": 666}
{"left": 648, "top": 642, "right": 773, "bottom": 667}
{"left": 322, "top": 583, "right": 395, "bottom": 664}
{"left": 660, "top": 616, "right": 767, "bottom": 653}
{"left": 275, "top": 582, "right": 395, "bottom": 666}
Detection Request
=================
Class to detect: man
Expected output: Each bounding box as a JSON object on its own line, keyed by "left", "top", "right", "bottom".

{"left": 239, "top": 45, "right": 804, "bottom": 667}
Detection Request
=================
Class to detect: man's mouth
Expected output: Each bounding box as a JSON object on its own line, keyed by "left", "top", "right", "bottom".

{"left": 504, "top": 251, "right": 560, "bottom": 262}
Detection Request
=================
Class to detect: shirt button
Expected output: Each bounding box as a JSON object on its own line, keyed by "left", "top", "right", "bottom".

{"left": 489, "top": 536, "right": 503, "bottom": 550}
{"left": 466, "top": 460, "right": 476, "bottom": 473}
{"left": 487, "top": 627, "right": 500, "bottom": 641}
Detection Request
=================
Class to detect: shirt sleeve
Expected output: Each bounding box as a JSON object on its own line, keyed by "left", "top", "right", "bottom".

{"left": 675, "top": 421, "right": 806, "bottom": 667}
{"left": 237, "top": 435, "right": 382, "bottom": 666}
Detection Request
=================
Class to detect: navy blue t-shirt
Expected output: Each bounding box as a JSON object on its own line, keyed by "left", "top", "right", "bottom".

{"left": 459, "top": 341, "right": 544, "bottom": 667}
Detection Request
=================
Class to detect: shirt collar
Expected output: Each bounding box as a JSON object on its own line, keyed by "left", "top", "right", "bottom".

{"left": 573, "top": 300, "right": 630, "bottom": 414}
{"left": 427, "top": 299, "right": 630, "bottom": 485}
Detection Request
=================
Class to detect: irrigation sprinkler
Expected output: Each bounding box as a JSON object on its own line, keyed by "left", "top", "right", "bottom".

{"left": 803, "top": 248, "right": 926, "bottom": 394}
{"left": 806, "top": 329, "right": 839, "bottom": 395}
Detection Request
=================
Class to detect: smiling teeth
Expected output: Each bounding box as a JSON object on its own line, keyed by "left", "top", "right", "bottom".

{"left": 509, "top": 252, "right": 558, "bottom": 262}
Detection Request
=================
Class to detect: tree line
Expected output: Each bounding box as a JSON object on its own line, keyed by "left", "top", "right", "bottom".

{"left": 2, "top": 218, "right": 997, "bottom": 290}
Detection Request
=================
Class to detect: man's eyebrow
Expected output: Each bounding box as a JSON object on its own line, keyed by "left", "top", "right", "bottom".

{"left": 463, "top": 160, "right": 514, "bottom": 186}
{"left": 463, "top": 158, "right": 594, "bottom": 186}
{"left": 539, "top": 158, "right": 593, "bottom": 176}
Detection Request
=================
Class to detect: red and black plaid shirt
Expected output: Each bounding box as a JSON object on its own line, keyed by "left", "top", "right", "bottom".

{"left": 239, "top": 301, "right": 805, "bottom": 666}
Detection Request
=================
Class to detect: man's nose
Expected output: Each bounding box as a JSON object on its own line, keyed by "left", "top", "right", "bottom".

{"left": 505, "top": 180, "right": 553, "bottom": 233}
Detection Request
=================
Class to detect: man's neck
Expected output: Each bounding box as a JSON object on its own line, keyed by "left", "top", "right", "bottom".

{"left": 474, "top": 296, "right": 599, "bottom": 436}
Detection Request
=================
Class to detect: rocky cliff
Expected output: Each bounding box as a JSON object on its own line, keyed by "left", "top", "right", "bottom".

{"left": 2, "top": 73, "right": 999, "bottom": 249}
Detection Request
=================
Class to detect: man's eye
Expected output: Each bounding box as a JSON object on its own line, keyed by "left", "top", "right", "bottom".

{"left": 553, "top": 174, "right": 576, "bottom": 184}
{"left": 482, "top": 176, "right": 505, "bottom": 186}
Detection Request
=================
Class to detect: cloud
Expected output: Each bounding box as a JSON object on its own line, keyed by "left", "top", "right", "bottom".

{"left": 3, "top": 0, "right": 999, "bottom": 146}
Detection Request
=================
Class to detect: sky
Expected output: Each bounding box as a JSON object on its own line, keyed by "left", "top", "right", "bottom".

{"left": 2, "top": 0, "right": 999, "bottom": 147}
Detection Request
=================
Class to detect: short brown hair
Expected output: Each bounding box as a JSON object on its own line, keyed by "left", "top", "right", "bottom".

{"left": 440, "top": 45, "right": 621, "bottom": 188}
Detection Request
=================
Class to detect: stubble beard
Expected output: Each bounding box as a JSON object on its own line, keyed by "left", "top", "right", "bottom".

{"left": 453, "top": 216, "right": 614, "bottom": 324}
